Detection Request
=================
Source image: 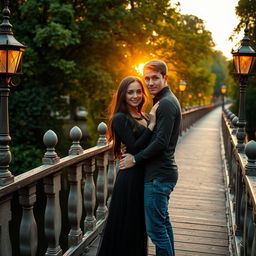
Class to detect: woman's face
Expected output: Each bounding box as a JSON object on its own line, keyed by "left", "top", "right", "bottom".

{"left": 125, "top": 81, "right": 143, "bottom": 108}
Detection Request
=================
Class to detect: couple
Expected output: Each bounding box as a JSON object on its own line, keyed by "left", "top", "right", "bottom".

{"left": 97, "top": 59, "right": 181, "bottom": 256}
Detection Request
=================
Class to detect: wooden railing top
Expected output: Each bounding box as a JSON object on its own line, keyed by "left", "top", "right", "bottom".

{"left": 0, "top": 144, "right": 111, "bottom": 198}
{"left": 182, "top": 104, "right": 217, "bottom": 115}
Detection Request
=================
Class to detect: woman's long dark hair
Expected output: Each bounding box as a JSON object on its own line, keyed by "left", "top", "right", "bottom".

{"left": 108, "top": 76, "right": 148, "bottom": 158}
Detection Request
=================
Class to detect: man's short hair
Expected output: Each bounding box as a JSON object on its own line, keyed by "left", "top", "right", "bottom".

{"left": 143, "top": 60, "right": 168, "bottom": 77}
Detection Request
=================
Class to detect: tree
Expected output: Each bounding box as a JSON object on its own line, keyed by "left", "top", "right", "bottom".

{"left": 7, "top": 0, "right": 81, "bottom": 174}
{"left": 3, "top": 0, "right": 219, "bottom": 174}
{"left": 211, "top": 51, "right": 232, "bottom": 97}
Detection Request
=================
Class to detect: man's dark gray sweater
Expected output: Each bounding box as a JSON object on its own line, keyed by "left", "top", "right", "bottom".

{"left": 134, "top": 86, "right": 182, "bottom": 182}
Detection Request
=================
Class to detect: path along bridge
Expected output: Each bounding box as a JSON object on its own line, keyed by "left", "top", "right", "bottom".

{"left": 0, "top": 104, "right": 255, "bottom": 256}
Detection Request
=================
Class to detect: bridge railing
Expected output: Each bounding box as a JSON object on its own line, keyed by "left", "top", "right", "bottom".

{"left": 0, "top": 104, "right": 218, "bottom": 256}
{"left": 222, "top": 108, "right": 256, "bottom": 256}
{"left": 181, "top": 104, "right": 218, "bottom": 133}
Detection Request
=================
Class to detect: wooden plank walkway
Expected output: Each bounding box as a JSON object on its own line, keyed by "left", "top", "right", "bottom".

{"left": 88, "top": 106, "right": 230, "bottom": 256}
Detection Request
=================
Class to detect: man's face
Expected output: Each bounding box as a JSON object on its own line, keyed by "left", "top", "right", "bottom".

{"left": 143, "top": 69, "right": 168, "bottom": 96}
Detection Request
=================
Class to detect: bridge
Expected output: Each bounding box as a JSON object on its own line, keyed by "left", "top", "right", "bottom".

{"left": 0, "top": 104, "right": 255, "bottom": 256}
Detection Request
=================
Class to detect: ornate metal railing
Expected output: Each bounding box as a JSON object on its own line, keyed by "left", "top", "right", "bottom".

{"left": 0, "top": 104, "right": 218, "bottom": 256}
{"left": 222, "top": 108, "right": 256, "bottom": 256}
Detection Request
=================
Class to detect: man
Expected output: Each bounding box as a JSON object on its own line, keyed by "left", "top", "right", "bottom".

{"left": 120, "top": 59, "right": 181, "bottom": 256}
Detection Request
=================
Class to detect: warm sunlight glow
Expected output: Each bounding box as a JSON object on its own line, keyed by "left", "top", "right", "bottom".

{"left": 134, "top": 63, "right": 145, "bottom": 76}
{"left": 152, "top": 31, "right": 158, "bottom": 37}
{"left": 126, "top": 3, "right": 132, "bottom": 10}
{"left": 175, "top": 0, "right": 242, "bottom": 59}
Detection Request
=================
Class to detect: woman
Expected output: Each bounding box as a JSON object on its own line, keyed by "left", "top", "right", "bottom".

{"left": 96, "top": 76, "right": 158, "bottom": 256}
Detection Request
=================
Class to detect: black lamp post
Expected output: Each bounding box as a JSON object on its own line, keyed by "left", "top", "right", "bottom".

{"left": 232, "top": 24, "right": 256, "bottom": 153}
{"left": 179, "top": 80, "right": 186, "bottom": 109}
{"left": 0, "top": 0, "right": 26, "bottom": 186}
{"left": 221, "top": 85, "right": 227, "bottom": 109}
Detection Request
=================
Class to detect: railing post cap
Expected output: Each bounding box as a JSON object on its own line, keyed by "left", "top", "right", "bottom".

{"left": 97, "top": 122, "right": 107, "bottom": 146}
{"left": 42, "top": 129, "right": 60, "bottom": 165}
{"left": 245, "top": 140, "right": 256, "bottom": 161}
{"left": 98, "top": 122, "right": 107, "bottom": 135}
{"left": 43, "top": 130, "right": 58, "bottom": 148}
{"left": 232, "top": 116, "right": 238, "bottom": 125}
{"left": 69, "top": 126, "right": 83, "bottom": 155}
{"left": 229, "top": 113, "right": 235, "bottom": 120}
{"left": 70, "top": 126, "right": 82, "bottom": 141}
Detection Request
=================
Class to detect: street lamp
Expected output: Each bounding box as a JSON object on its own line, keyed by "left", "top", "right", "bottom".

{"left": 0, "top": 0, "right": 26, "bottom": 185}
{"left": 179, "top": 80, "right": 186, "bottom": 109}
{"left": 232, "top": 23, "right": 256, "bottom": 153}
{"left": 221, "top": 85, "right": 227, "bottom": 109}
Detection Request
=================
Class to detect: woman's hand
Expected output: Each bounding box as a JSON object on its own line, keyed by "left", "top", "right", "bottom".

{"left": 148, "top": 101, "right": 159, "bottom": 131}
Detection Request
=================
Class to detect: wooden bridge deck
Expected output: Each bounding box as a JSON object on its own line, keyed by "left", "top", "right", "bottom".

{"left": 87, "top": 107, "right": 230, "bottom": 256}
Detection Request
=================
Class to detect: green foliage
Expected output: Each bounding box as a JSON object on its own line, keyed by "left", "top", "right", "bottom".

{"left": 211, "top": 51, "right": 232, "bottom": 96}
{"left": 2, "top": 0, "right": 230, "bottom": 174}
{"left": 10, "top": 145, "right": 43, "bottom": 175}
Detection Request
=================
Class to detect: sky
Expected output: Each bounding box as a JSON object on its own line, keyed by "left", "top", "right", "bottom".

{"left": 174, "top": 0, "right": 242, "bottom": 60}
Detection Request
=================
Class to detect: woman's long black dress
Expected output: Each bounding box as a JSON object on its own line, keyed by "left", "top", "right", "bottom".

{"left": 97, "top": 112, "right": 152, "bottom": 256}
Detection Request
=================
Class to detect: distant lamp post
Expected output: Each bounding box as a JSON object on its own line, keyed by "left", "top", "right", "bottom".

{"left": 198, "top": 92, "right": 202, "bottom": 105}
{"left": 221, "top": 85, "right": 227, "bottom": 109}
{"left": 232, "top": 23, "right": 256, "bottom": 153}
{"left": 179, "top": 80, "right": 186, "bottom": 109}
{"left": 0, "top": 1, "right": 26, "bottom": 186}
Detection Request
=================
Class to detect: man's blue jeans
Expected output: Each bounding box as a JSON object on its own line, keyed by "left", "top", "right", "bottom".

{"left": 144, "top": 178, "right": 176, "bottom": 256}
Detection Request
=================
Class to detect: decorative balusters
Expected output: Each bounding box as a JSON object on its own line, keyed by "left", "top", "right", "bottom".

{"left": 19, "top": 184, "right": 38, "bottom": 256}
{"left": 240, "top": 188, "right": 247, "bottom": 255}
{"left": 230, "top": 153, "right": 237, "bottom": 195}
{"left": 243, "top": 140, "right": 256, "bottom": 254}
{"left": 235, "top": 165, "right": 243, "bottom": 236}
{"left": 245, "top": 202, "right": 254, "bottom": 255}
{"left": 251, "top": 221, "right": 256, "bottom": 255}
{"left": 67, "top": 128, "right": 83, "bottom": 246}
{"left": 96, "top": 152, "right": 108, "bottom": 220}
{"left": 107, "top": 151, "right": 116, "bottom": 207}
{"left": 0, "top": 196, "right": 12, "bottom": 255}
{"left": 44, "top": 174, "right": 62, "bottom": 256}
{"left": 67, "top": 165, "right": 83, "bottom": 247}
{"left": 95, "top": 122, "right": 108, "bottom": 220}
{"left": 42, "top": 130, "right": 60, "bottom": 165}
{"left": 240, "top": 188, "right": 254, "bottom": 256}
{"left": 69, "top": 126, "right": 83, "bottom": 155}
{"left": 84, "top": 158, "right": 96, "bottom": 232}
